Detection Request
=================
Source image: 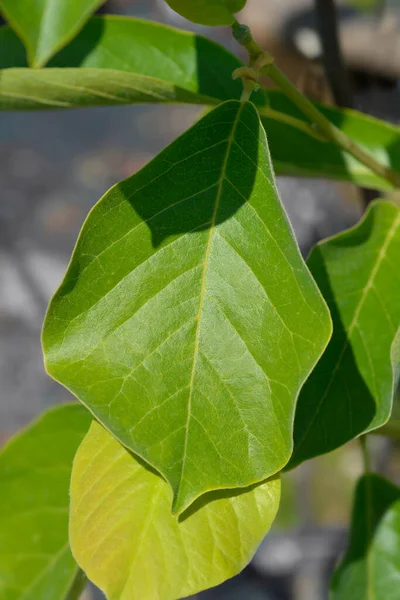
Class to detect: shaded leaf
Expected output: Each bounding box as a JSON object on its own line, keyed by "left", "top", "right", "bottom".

{"left": 288, "top": 201, "right": 400, "bottom": 470}
{"left": 164, "top": 0, "right": 246, "bottom": 26}
{"left": 0, "top": 0, "right": 106, "bottom": 67}
{"left": 263, "top": 93, "right": 400, "bottom": 191}
{"left": 70, "top": 419, "right": 280, "bottom": 600}
{"left": 0, "top": 404, "right": 91, "bottom": 600}
{"left": 331, "top": 474, "right": 400, "bottom": 600}
{"left": 42, "top": 100, "right": 331, "bottom": 515}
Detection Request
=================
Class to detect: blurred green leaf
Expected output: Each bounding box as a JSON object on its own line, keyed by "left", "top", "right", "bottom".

{"left": 164, "top": 0, "right": 246, "bottom": 26}
{"left": 70, "top": 419, "right": 280, "bottom": 600}
{"left": 0, "top": 404, "right": 91, "bottom": 600}
{"left": 288, "top": 201, "right": 400, "bottom": 470}
{"left": 331, "top": 474, "right": 400, "bottom": 600}
{"left": 0, "top": 0, "right": 106, "bottom": 67}
{"left": 42, "top": 100, "right": 331, "bottom": 515}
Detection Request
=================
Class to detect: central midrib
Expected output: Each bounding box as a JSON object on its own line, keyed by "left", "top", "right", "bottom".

{"left": 177, "top": 102, "right": 246, "bottom": 506}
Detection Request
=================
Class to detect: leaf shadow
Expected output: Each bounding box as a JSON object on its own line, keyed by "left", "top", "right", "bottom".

{"left": 288, "top": 212, "right": 378, "bottom": 468}
{"left": 178, "top": 473, "right": 280, "bottom": 523}
{"left": 125, "top": 443, "right": 279, "bottom": 522}
{"left": 115, "top": 101, "right": 259, "bottom": 248}
{"left": 47, "top": 17, "right": 105, "bottom": 67}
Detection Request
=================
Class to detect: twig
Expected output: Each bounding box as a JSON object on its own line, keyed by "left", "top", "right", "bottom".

{"left": 231, "top": 21, "right": 400, "bottom": 189}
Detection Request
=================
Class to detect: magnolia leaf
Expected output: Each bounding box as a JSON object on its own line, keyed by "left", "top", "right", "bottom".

{"left": 0, "top": 404, "right": 91, "bottom": 600}
{"left": 164, "top": 0, "right": 246, "bottom": 26}
{"left": 42, "top": 100, "right": 331, "bottom": 515}
{"left": 0, "top": 0, "right": 106, "bottom": 67}
{"left": 288, "top": 201, "right": 400, "bottom": 470}
{"left": 70, "top": 419, "right": 280, "bottom": 600}
{"left": 331, "top": 474, "right": 400, "bottom": 600}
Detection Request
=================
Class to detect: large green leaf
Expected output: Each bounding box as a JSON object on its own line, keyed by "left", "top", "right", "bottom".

{"left": 164, "top": 0, "right": 246, "bottom": 26}
{"left": 42, "top": 100, "right": 331, "bottom": 515}
{"left": 288, "top": 201, "right": 400, "bottom": 470}
{"left": 331, "top": 474, "right": 400, "bottom": 600}
{"left": 70, "top": 419, "right": 280, "bottom": 600}
{"left": 0, "top": 0, "right": 106, "bottom": 68}
{"left": 0, "top": 404, "right": 91, "bottom": 600}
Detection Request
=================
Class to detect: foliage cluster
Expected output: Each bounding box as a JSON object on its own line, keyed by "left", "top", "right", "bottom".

{"left": 1, "top": 1, "right": 400, "bottom": 599}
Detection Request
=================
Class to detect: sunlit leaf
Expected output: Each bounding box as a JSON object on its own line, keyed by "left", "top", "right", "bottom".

{"left": 331, "top": 474, "right": 400, "bottom": 600}
{"left": 288, "top": 201, "right": 400, "bottom": 470}
{"left": 0, "top": 0, "right": 106, "bottom": 67}
{"left": 42, "top": 100, "right": 331, "bottom": 514}
{"left": 164, "top": 0, "right": 246, "bottom": 26}
{"left": 0, "top": 404, "right": 91, "bottom": 600}
{"left": 70, "top": 419, "right": 280, "bottom": 600}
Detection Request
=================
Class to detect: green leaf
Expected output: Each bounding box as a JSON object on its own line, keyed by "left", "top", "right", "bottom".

{"left": 0, "top": 67, "right": 223, "bottom": 110}
{"left": 0, "top": 0, "right": 106, "bottom": 68}
{"left": 331, "top": 474, "right": 400, "bottom": 600}
{"left": 42, "top": 100, "right": 331, "bottom": 515}
{"left": 263, "top": 93, "right": 400, "bottom": 191}
{"left": 164, "top": 0, "right": 246, "bottom": 26}
{"left": 288, "top": 201, "right": 400, "bottom": 470}
{"left": 70, "top": 419, "right": 280, "bottom": 600}
{"left": 0, "top": 404, "right": 92, "bottom": 600}
{"left": 0, "top": 16, "right": 251, "bottom": 109}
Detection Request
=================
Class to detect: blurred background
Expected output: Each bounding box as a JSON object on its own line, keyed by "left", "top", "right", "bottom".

{"left": 1, "top": 1, "right": 400, "bottom": 599}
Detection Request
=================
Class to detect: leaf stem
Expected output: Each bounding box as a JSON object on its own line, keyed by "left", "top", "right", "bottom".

{"left": 257, "top": 106, "right": 326, "bottom": 142}
{"left": 231, "top": 20, "right": 400, "bottom": 189}
{"left": 360, "top": 435, "right": 371, "bottom": 474}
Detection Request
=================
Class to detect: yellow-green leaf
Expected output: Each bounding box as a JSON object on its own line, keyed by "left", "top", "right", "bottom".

{"left": 70, "top": 420, "right": 280, "bottom": 600}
